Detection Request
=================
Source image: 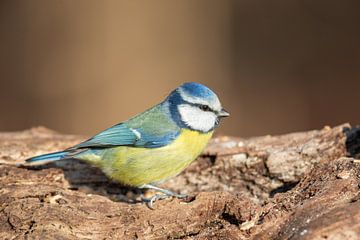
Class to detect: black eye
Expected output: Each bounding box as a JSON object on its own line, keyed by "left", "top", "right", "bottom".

{"left": 199, "top": 105, "right": 211, "bottom": 111}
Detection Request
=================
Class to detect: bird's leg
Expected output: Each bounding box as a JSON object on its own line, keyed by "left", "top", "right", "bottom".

{"left": 139, "top": 184, "right": 187, "bottom": 209}
{"left": 142, "top": 184, "right": 187, "bottom": 198}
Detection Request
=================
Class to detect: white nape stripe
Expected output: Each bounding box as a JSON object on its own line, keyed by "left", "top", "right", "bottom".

{"left": 178, "top": 88, "right": 222, "bottom": 112}
{"left": 130, "top": 128, "right": 142, "bottom": 139}
{"left": 178, "top": 104, "right": 217, "bottom": 132}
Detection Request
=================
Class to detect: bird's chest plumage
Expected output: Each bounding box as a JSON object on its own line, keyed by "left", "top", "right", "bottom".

{"left": 83, "top": 129, "right": 213, "bottom": 186}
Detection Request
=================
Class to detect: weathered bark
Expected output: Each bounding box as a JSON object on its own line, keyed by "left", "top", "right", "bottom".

{"left": 0, "top": 124, "right": 359, "bottom": 239}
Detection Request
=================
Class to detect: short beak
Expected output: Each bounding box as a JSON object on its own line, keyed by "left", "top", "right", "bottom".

{"left": 217, "top": 108, "right": 230, "bottom": 118}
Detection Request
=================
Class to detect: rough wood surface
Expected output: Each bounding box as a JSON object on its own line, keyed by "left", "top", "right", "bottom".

{"left": 0, "top": 124, "right": 359, "bottom": 239}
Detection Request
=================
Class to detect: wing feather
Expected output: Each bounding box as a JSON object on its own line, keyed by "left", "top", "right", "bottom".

{"left": 70, "top": 104, "right": 180, "bottom": 149}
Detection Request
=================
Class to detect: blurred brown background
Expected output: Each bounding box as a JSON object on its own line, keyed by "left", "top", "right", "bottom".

{"left": 0, "top": 0, "right": 359, "bottom": 137}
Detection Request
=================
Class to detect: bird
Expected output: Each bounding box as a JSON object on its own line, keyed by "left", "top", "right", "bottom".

{"left": 26, "top": 82, "right": 229, "bottom": 208}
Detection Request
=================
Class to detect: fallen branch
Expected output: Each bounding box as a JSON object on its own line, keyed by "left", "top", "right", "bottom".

{"left": 0, "top": 124, "right": 359, "bottom": 239}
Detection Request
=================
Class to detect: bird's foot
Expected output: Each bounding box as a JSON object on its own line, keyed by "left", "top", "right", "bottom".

{"left": 141, "top": 193, "right": 188, "bottom": 209}
{"left": 139, "top": 184, "right": 188, "bottom": 209}
{"left": 142, "top": 194, "right": 168, "bottom": 209}
{"left": 173, "top": 193, "right": 188, "bottom": 199}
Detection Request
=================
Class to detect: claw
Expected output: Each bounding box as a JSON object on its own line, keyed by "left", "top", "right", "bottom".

{"left": 139, "top": 184, "right": 188, "bottom": 209}
{"left": 142, "top": 194, "right": 168, "bottom": 209}
{"left": 173, "top": 193, "right": 187, "bottom": 199}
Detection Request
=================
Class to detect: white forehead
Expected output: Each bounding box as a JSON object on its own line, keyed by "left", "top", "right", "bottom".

{"left": 178, "top": 88, "right": 222, "bottom": 111}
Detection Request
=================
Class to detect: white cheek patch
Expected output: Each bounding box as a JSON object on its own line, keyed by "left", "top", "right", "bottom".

{"left": 178, "top": 104, "right": 217, "bottom": 132}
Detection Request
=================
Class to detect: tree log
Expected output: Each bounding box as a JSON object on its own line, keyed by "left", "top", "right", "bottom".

{"left": 0, "top": 124, "right": 359, "bottom": 239}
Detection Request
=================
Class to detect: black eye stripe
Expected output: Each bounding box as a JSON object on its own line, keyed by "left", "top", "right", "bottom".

{"left": 198, "top": 104, "right": 212, "bottom": 112}
{"left": 182, "top": 101, "right": 214, "bottom": 112}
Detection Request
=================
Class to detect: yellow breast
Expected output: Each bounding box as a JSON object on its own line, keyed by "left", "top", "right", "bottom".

{"left": 79, "top": 129, "right": 213, "bottom": 187}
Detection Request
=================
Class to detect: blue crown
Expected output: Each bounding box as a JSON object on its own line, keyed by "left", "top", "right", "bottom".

{"left": 180, "top": 82, "right": 216, "bottom": 100}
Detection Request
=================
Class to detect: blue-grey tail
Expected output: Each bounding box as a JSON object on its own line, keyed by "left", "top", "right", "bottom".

{"left": 26, "top": 151, "right": 69, "bottom": 163}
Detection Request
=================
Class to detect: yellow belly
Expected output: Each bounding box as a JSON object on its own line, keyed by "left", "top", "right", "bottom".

{"left": 79, "top": 129, "right": 213, "bottom": 187}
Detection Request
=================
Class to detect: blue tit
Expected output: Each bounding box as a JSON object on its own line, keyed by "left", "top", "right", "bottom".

{"left": 26, "top": 82, "right": 229, "bottom": 208}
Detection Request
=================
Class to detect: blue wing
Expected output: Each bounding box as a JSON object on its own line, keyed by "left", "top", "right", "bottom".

{"left": 71, "top": 104, "right": 180, "bottom": 149}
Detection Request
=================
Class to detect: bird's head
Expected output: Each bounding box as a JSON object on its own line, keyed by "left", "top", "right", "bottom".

{"left": 165, "top": 82, "right": 229, "bottom": 133}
